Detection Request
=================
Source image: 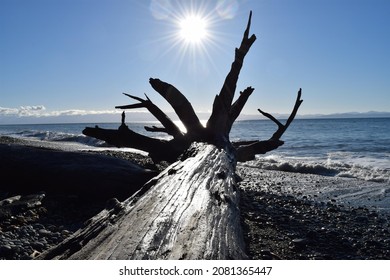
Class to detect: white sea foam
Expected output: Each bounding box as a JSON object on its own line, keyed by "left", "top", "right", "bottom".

{"left": 9, "top": 129, "right": 105, "bottom": 147}
{"left": 248, "top": 153, "right": 390, "bottom": 183}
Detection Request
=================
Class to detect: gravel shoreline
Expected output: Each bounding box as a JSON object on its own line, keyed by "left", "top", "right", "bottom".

{"left": 238, "top": 166, "right": 390, "bottom": 259}
{"left": 0, "top": 193, "right": 105, "bottom": 259}
{"left": 1, "top": 137, "right": 389, "bottom": 260}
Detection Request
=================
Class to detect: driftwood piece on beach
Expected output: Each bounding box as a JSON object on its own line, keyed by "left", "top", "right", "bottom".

{"left": 0, "top": 143, "right": 157, "bottom": 200}
{"left": 38, "top": 143, "right": 246, "bottom": 259}
{"left": 41, "top": 11, "right": 302, "bottom": 260}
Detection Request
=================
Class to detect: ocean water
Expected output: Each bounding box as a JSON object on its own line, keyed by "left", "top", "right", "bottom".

{"left": 231, "top": 118, "right": 390, "bottom": 184}
{"left": 0, "top": 118, "right": 389, "bottom": 184}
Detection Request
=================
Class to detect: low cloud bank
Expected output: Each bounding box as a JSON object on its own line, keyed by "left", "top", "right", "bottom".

{"left": 0, "top": 105, "right": 118, "bottom": 117}
{"left": 0, "top": 105, "right": 125, "bottom": 124}
{"left": 1, "top": 105, "right": 47, "bottom": 116}
{"left": 0, "top": 105, "right": 184, "bottom": 124}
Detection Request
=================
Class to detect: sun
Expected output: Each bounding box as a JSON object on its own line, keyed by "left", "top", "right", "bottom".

{"left": 178, "top": 14, "right": 209, "bottom": 44}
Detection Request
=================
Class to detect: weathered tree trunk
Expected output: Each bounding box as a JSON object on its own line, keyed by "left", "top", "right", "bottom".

{"left": 38, "top": 143, "right": 245, "bottom": 259}
{"left": 39, "top": 11, "right": 302, "bottom": 260}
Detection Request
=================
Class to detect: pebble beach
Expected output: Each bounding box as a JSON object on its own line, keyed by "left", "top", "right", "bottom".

{"left": 1, "top": 136, "right": 389, "bottom": 260}
{"left": 238, "top": 166, "right": 390, "bottom": 259}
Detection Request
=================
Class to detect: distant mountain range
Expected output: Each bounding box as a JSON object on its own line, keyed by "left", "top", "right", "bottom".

{"left": 298, "top": 111, "right": 390, "bottom": 119}
{"left": 237, "top": 111, "right": 390, "bottom": 121}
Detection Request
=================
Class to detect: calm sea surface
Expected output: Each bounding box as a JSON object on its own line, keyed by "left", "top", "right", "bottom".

{"left": 1, "top": 118, "right": 389, "bottom": 183}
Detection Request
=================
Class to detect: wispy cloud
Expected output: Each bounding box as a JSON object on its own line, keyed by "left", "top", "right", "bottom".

{"left": 49, "top": 109, "right": 118, "bottom": 117}
{"left": 0, "top": 105, "right": 118, "bottom": 118}
{"left": 0, "top": 105, "right": 46, "bottom": 116}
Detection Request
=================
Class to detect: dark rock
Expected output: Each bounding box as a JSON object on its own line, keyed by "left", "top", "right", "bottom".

{"left": 31, "top": 242, "right": 46, "bottom": 251}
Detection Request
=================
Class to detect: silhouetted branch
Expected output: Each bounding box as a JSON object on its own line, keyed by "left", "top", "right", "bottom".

{"left": 235, "top": 139, "right": 284, "bottom": 162}
{"left": 234, "top": 89, "right": 303, "bottom": 162}
{"left": 227, "top": 86, "right": 255, "bottom": 133}
{"left": 259, "top": 88, "right": 303, "bottom": 140}
{"left": 144, "top": 126, "right": 168, "bottom": 134}
{"left": 149, "top": 78, "right": 203, "bottom": 135}
{"left": 207, "top": 11, "right": 257, "bottom": 137}
{"left": 82, "top": 126, "right": 180, "bottom": 162}
{"left": 116, "top": 93, "right": 183, "bottom": 138}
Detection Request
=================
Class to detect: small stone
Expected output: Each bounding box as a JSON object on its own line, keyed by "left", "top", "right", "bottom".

{"left": 38, "top": 229, "right": 51, "bottom": 236}
{"left": 32, "top": 242, "right": 45, "bottom": 250}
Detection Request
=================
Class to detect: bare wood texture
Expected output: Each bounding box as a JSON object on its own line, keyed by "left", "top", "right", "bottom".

{"left": 37, "top": 143, "right": 247, "bottom": 260}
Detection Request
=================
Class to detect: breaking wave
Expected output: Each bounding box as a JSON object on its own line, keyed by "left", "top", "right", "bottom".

{"left": 12, "top": 129, "right": 106, "bottom": 147}
{"left": 245, "top": 153, "right": 390, "bottom": 183}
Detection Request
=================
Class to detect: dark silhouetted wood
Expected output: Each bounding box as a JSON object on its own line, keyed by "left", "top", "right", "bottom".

{"left": 207, "top": 11, "right": 256, "bottom": 141}
{"left": 149, "top": 78, "right": 204, "bottom": 136}
{"left": 235, "top": 88, "right": 303, "bottom": 161}
{"left": 82, "top": 125, "right": 183, "bottom": 163}
{"left": 0, "top": 143, "right": 157, "bottom": 200}
{"left": 228, "top": 86, "right": 255, "bottom": 133}
{"left": 260, "top": 88, "right": 303, "bottom": 140}
{"left": 116, "top": 93, "right": 184, "bottom": 139}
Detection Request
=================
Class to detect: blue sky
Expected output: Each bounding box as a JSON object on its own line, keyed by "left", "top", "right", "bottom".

{"left": 1, "top": 0, "right": 389, "bottom": 124}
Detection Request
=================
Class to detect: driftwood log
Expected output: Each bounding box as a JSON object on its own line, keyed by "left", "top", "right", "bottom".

{"left": 0, "top": 143, "right": 157, "bottom": 200}
{"left": 38, "top": 11, "right": 302, "bottom": 260}
{"left": 38, "top": 143, "right": 245, "bottom": 259}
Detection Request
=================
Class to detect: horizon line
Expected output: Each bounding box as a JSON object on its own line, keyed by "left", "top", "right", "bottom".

{"left": 1, "top": 111, "right": 390, "bottom": 126}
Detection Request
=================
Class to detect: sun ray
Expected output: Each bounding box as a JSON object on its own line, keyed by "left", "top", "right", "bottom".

{"left": 178, "top": 14, "right": 209, "bottom": 44}
{"left": 143, "top": 1, "right": 242, "bottom": 92}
